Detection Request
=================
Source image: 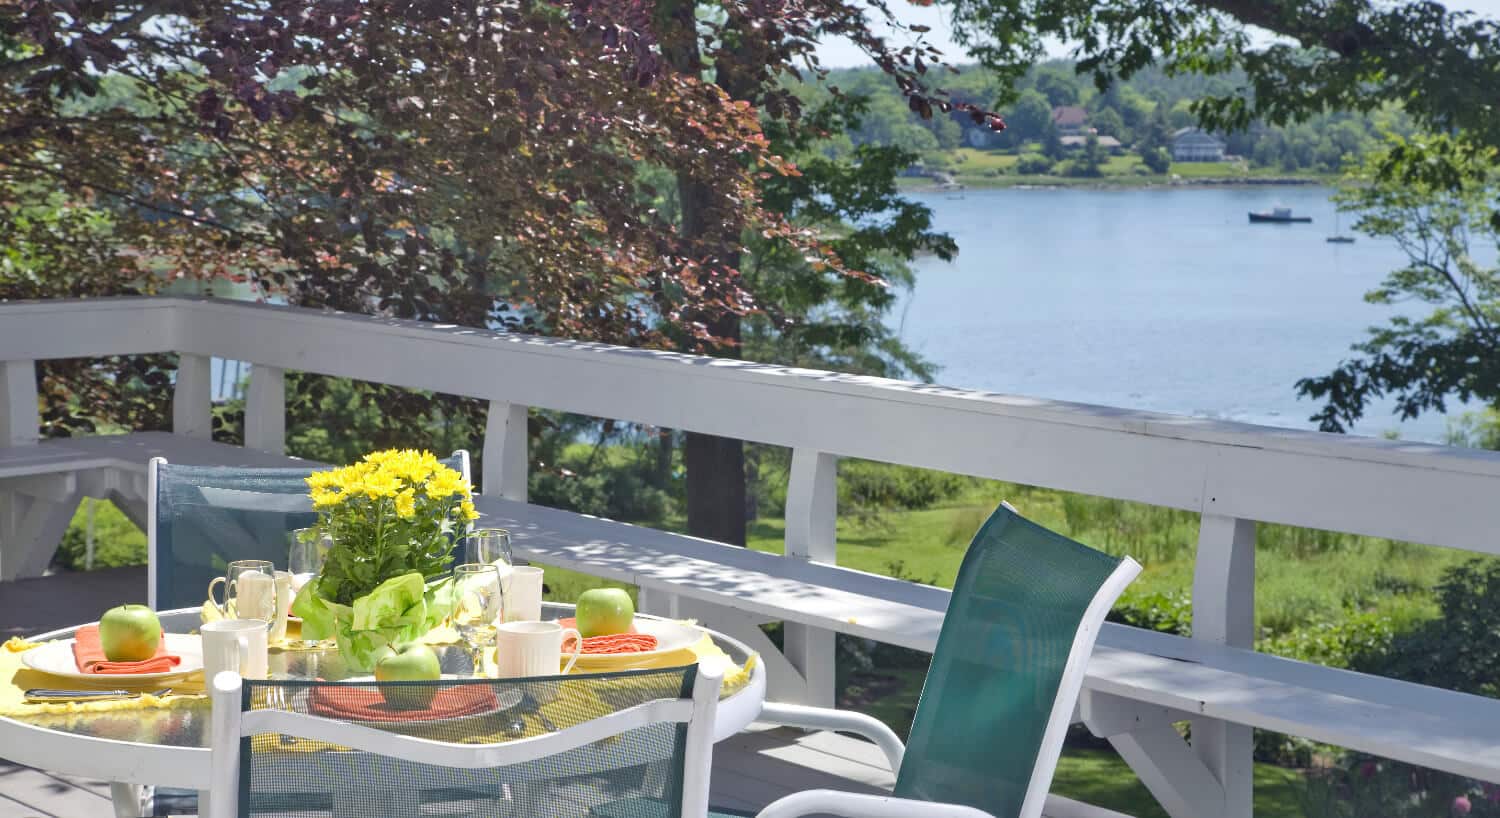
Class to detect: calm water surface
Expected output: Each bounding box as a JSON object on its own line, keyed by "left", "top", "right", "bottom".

{"left": 897, "top": 186, "right": 1462, "bottom": 442}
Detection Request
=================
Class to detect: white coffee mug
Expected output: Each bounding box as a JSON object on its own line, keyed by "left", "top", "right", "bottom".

{"left": 502, "top": 566, "right": 544, "bottom": 623}
{"left": 201, "top": 619, "right": 269, "bottom": 679}
{"left": 494, "top": 620, "right": 582, "bottom": 678}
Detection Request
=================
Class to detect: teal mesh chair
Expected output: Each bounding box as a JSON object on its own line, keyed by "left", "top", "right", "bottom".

{"left": 207, "top": 664, "right": 722, "bottom": 818}
{"left": 147, "top": 452, "right": 470, "bottom": 611}
{"left": 755, "top": 504, "right": 1141, "bottom": 818}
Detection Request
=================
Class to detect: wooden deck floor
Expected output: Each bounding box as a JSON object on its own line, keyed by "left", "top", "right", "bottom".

{"left": 1, "top": 724, "right": 1129, "bottom": 817}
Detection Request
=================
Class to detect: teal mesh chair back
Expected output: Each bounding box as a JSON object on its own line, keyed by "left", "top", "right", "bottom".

{"left": 150, "top": 453, "right": 468, "bottom": 610}
{"left": 234, "top": 667, "right": 700, "bottom": 818}
{"left": 894, "top": 504, "right": 1137, "bottom": 818}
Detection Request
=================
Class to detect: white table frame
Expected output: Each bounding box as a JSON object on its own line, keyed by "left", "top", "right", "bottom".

{"left": 0, "top": 606, "right": 768, "bottom": 813}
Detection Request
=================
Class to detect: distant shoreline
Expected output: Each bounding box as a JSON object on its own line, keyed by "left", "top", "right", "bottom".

{"left": 899, "top": 175, "right": 1333, "bottom": 192}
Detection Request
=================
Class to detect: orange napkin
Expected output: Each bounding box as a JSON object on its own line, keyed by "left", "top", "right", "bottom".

{"left": 557, "top": 618, "right": 657, "bottom": 654}
{"left": 308, "top": 684, "right": 498, "bottom": 722}
{"left": 71, "top": 625, "right": 181, "bottom": 675}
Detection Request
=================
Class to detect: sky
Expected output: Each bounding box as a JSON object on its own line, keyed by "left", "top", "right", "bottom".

{"left": 814, "top": 0, "right": 1500, "bottom": 68}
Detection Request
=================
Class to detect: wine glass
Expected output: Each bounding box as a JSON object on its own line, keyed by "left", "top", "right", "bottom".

{"left": 288, "top": 528, "right": 331, "bottom": 647}
{"left": 452, "top": 563, "right": 503, "bottom": 677}
{"left": 465, "top": 528, "right": 513, "bottom": 570}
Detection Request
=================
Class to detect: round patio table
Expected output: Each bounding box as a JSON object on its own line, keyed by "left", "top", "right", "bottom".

{"left": 0, "top": 602, "right": 767, "bottom": 814}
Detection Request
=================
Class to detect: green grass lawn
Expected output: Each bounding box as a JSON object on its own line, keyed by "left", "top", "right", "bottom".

{"left": 1053, "top": 748, "right": 1308, "bottom": 818}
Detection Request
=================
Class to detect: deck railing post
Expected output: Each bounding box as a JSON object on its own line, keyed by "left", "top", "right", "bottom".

{"left": 243, "top": 364, "right": 286, "bottom": 455}
{"left": 783, "top": 448, "right": 839, "bottom": 707}
{"left": 1192, "top": 513, "right": 1256, "bottom": 818}
{"left": 483, "top": 401, "right": 529, "bottom": 501}
{"left": 172, "top": 353, "right": 212, "bottom": 440}
{"left": 0, "top": 359, "right": 40, "bottom": 575}
{"left": 0, "top": 359, "right": 39, "bottom": 448}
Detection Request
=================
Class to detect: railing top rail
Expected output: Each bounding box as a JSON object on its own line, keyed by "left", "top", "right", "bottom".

{"left": 4, "top": 296, "right": 1498, "bottom": 551}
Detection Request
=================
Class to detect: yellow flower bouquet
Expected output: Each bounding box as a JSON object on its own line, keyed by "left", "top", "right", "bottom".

{"left": 291, "top": 449, "right": 480, "bottom": 670}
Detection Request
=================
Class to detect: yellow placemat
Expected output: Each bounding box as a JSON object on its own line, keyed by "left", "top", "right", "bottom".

{"left": 0, "top": 637, "right": 205, "bottom": 718}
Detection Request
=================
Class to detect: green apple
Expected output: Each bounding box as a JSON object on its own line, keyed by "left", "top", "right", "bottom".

{"left": 575, "top": 588, "right": 635, "bottom": 638}
{"left": 98, "top": 604, "right": 161, "bottom": 662}
{"left": 374, "top": 643, "right": 441, "bottom": 709}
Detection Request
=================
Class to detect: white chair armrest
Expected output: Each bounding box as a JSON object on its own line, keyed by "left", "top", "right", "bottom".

{"left": 756, "top": 790, "right": 996, "bottom": 818}
{"left": 756, "top": 702, "right": 905, "bottom": 774}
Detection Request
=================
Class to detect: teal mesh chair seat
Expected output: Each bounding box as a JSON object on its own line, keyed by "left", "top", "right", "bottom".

{"left": 209, "top": 665, "right": 723, "bottom": 818}
{"left": 148, "top": 453, "right": 468, "bottom": 611}
{"left": 756, "top": 504, "right": 1141, "bottom": 818}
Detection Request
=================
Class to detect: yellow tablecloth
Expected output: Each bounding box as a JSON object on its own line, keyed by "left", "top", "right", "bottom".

{"left": 2, "top": 617, "right": 755, "bottom": 723}
{"left": 0, "top": 637, "right": 205, "bottom": 717}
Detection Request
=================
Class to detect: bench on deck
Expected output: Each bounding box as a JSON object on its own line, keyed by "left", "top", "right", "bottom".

{"left": 473, "top": 492, "right": 1500, "bottom": 817}
{"left": 0, "top": 431, "right": 310, "bottom": 581}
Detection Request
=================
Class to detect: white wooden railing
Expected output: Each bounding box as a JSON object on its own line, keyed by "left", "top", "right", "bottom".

{"left": 6, "top": 296, "right": 1500, "bottom": 816}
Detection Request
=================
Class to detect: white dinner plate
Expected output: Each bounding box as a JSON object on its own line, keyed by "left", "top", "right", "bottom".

{"left": 21, "top": 633, "right": 205, "bottom": 682}
{"left": 306, "top": 676, "right": 523, "bottom": 725}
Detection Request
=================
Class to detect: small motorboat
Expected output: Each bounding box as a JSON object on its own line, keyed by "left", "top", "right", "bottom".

{"left": 1248, "top": 206, "right": 1312, "bottom": 224}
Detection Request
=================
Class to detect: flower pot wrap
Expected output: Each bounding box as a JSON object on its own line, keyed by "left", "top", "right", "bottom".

{"left": 293, "top": 572, "right": 456, "bottom": 671}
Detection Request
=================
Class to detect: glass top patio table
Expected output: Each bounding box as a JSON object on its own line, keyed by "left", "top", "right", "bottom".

{"left": 1, "top": 601, "right": 764, "bottom": 760}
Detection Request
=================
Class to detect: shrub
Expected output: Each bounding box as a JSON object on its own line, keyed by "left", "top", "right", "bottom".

{"left": 54, "top": 499, "right": 147, "bottom": 570}
{"left": 1108, "top": 590, "right": 1193, "bottom": 635}
{"left": 837, "top": 460, "right": 968, "bottom": 515}
{"left": 1014, "top": 153, "right": 1053, "bottom": 174}
{"left": 1353, "top": 557, "right": 1500, "bottom": 696}
{"left": 529, "top": 464, "right": 673, "bottom": 524}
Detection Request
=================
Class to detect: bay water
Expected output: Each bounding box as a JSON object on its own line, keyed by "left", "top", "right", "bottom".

{"left": 897, "top": 185, "right": 1465, "bottom": 442}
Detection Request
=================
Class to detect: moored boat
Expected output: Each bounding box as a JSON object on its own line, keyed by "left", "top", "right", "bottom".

{"left": 1249, "top": 206, "right": 1312, "bottom": 223}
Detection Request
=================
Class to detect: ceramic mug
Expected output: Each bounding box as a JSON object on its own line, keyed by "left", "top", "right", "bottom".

{"left": 201, "top": 619, "right": 269, "bottom": 679}
{"left": 494, "top": 620, "right": 582, "bottom": 678}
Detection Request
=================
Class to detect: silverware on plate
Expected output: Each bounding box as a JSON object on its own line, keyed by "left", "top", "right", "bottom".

{"left": 24, "top": 688, "right": 173, "bottom": 703}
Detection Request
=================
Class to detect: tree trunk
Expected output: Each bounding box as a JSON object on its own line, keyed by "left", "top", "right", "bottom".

{"left": 658, "top": 0, "right": 755, "bottom": 547}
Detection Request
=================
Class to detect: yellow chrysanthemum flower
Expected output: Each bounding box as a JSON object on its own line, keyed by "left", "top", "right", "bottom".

{"left": 460, "top": 499, "right": 478, "bottom": 520}
{"left": 394, "top": 488, "right": 417, "bottom": 519}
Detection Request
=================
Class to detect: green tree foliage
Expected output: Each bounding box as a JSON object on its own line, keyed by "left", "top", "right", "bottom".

{"left": 1136, "top": 104, "right": 1172, "bottom": 173}
{"left": 1033, "top": 66, "right": 1080, "bottom": 107}
{"left": 800, "top": 61, "right": 1410, "bottom": 175}
{"left": 1003, "top": 90, "right": 1054, "bottom": 143}
{"left": 1041, "top": 116, "right": 1065, "bottom": 160}
{"left": 1297, "top": 135, "right": 1500, "bottom": 432}
{"left": 1089, "top": 107, "right": 1127, "bottom": 141}
{"left": 944, "top": 0, "right": 1500, "bottom": 147}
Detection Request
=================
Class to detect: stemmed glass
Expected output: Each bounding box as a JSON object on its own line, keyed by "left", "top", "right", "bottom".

{"left": 452, "top": 563, "right": 503, "bottom": 677}
{"left": 465, "top": 528, "right": 513, "bottom": 570}
{"left": 288, "top": 528, "right": 331, "bottom": 648}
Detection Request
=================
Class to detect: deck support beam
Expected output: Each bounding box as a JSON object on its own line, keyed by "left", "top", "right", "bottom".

{"left": 244, "top": 365, "right": 285, "bottom": 455}
{"left": 1190, "top": 514, "right": 1256, "bottom": 818}
{"left": 782, "top": 448, "right": 839, "bottom": 707}
{"left": 483, "top": 401, "right": 528, "bottom": 501}
{"left": 173, "top": 354, "right": 212, "bottom": 440}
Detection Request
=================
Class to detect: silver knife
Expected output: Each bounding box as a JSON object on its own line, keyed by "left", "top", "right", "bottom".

{"left": 24, "top": 688, "right": 172, "bottom": 703}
